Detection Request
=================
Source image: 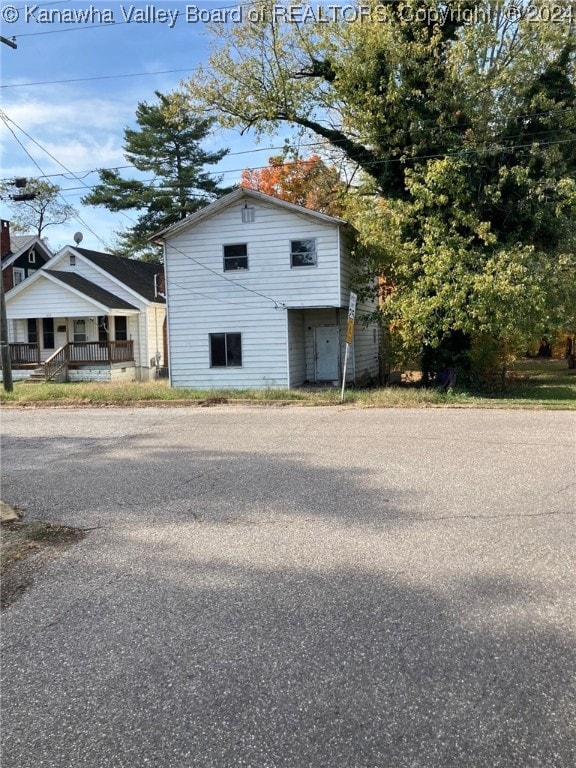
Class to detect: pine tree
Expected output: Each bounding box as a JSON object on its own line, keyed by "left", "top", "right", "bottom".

{"left": 83, "top": 91, "right": 231, "bottom": 261}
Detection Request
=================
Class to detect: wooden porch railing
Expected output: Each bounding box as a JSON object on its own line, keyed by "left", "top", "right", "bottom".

{"left": 44, "top": 344, "right": 69, "bottom": 382}
{"left": 68, "top": 340, "right": 134, "bottom": 364}
{"left": 43, "top": 341, "right": 135, "bottom": 381}
{"left": 7, "top": 341, "right": 135, "bottom": 380}
{"left": 8, "top": 343, "right": 40, "bottom": 366}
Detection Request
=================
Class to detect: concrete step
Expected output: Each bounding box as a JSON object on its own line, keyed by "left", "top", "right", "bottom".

{"left": 23, "top": 367, "right": 46, "bottom": 383}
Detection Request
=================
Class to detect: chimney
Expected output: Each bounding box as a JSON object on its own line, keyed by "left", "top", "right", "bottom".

{"left": 1, "top": 220, "right": 11, "bottom": 259}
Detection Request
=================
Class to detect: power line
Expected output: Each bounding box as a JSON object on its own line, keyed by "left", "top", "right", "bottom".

{"left": 3, "top": 105, "right": 574, "bottom": 190}
{"left": 0, "top": 110, "right": 110, "bottom": 247}
{"left": 0, "top": 110, "right": 284, "bottom": 307}
{"left": 0, "top": 67, "right": 200, "bottom": 89}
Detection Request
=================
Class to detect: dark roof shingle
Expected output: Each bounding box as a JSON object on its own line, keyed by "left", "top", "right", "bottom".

{"left": 75, "top": 248, "right": 165, "bottom": 302}
{"left": 44, "top": 270, "right": 138, "bottom": 310}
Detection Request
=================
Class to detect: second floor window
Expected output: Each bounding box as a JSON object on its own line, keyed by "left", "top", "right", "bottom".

{"left": 223, "top": 244, "right": 248, "bottom": 271}
{"left": 291, "top": 239, "right": 317, "bottom": 267}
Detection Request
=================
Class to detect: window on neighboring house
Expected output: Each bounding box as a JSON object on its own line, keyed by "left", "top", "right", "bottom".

{"left": 69, "top": 254, "right": 76, "bottom": 266}
{"left": 98, "top": 316, "right": 108, "bottom": 342}
{"left": 13, "top": 268, "right": 25, "bottom": 285}
{"left": 28, "top": 249, "right": 36, "bottom": 264}
{"left": 290, "top": 239, "right": 317, "bottom": 267}
{"left": 73, "top": 318, "right": 87, "bottom": 343}
{"left": 27, "top": 318, "right": 38, "bottom": 344}
{"left": 114, "top": 316, "right": 128, "bottom": 341}
{"left": 43, "top": 318, "right": 55, "bottom": 349}
{"left": 223, "top": 244, "right": 248, "bottom": 271}
{"left": 210, "top": 333, "right": 242, "bottom": 367}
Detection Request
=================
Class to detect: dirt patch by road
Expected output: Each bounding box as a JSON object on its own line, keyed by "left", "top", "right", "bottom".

{"left": 1, "top": 517, "right": 85, "bottom": 610}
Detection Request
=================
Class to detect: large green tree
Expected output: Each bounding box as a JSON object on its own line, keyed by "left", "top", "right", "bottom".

{"left": 83, "top": 91, "right": 232, "bottom": 260}
{"left": 182, "top": 0, "right": 576, "bottom": 385}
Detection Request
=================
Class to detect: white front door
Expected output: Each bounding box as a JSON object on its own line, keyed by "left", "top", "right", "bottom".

{"left": 315, "top": 325, "right": 340, "bottom": 382}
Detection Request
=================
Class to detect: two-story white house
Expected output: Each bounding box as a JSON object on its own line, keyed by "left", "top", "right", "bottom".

{"left": 154, "top": 188, "right": 380, "bottom": 389}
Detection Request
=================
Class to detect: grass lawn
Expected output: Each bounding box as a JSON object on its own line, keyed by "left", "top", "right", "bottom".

{"left": 1, "top": 359, "right": 574, "bottom": 410}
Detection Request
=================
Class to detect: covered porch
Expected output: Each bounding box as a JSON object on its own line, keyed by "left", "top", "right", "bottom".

{"left": 7, "top": 313, "right": 138, "bottom": 382}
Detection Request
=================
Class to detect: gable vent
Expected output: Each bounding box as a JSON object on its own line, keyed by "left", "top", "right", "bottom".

{"left": 241, "top": 205, "right": 255, "bottom": 223}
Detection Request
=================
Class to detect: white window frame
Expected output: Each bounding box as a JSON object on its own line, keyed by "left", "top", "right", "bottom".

{"left": 290, "top": 238, "right": 318, "bottom": 268}
{"left": 13, "top": 267, "right": 25, "bottom": 285}
{"left": 73, "top": 318, "right": 87, "bottom": 343}
{"left": 223, "top": 244, "right": 249, "bottom": 272}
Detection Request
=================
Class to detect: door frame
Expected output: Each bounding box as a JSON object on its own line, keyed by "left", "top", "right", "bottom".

{"left": 313, "top": 324, "right": 341, "bottom": 383}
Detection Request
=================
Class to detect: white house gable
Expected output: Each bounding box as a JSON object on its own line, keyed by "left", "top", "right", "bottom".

{"left": 6, "top": 274, "right": 106, "bottom": 319}
{"left": 165, "top": 198, "right": 342, "bottom": 309}
{"left": 51, "top": 249, "right": 148, "bottom": 309}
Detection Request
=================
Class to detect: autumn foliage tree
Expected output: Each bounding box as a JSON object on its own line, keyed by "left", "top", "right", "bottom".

{"left": 240, "top": 151, "right": 346, "bottom": 217}
{"left": 184, "top": 2, "right": 576, "bottom": 387}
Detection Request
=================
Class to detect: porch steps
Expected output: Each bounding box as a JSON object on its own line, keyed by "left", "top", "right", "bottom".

{"left": 23, "top": 366, "right": 47, "bottom": 383}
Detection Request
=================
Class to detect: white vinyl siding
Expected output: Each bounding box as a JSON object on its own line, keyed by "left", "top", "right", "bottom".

{"left": 287, "top": 310, "right": 306, "bottom": 387}
{"left": 353, "top": 298, "right": 380, "bottom": 383}
{"left": 165, "top": 200, "right": 341, "bottom": 309}
{"left": 339, "top": 228, "right": 354, "bottom": 305}
{"left": 5, "top": 277, "right": 105, "bottom": 319}
{"left": 145, "top": 304, "right": 166, "bottom": 374}
{"left": 163, "top": 194, "right": 381, "bottom": 389}
{"left": 167, "top": 302, "right": 289, "bottom": 389}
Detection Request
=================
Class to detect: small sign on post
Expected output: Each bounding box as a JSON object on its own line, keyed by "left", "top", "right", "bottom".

{"left": 340, "top": 292, "right": 357, "bottom": 402}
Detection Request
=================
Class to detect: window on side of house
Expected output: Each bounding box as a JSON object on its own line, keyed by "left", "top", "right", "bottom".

{"left": 223, "top": 244, "right": 248, "bottom": 271}
{"left": 210, "top": 333, "right": 242, "bottom": 367}
{"left": 290, "top": 239, "right": 317, "bottom": 268}
{"left": 114, "top": 316, "right": 128, "bottom": 341}
{"left": 13, "top": 268, "right": 25, "bottom": 285}
{"left": 43, "top": 318, "right": 55, "bottom": 349}
{"left": 27, "top": 318, "right": 38, "bottom": 344}
{"left": 28, "top": 249, "right": 36, "bottom": 264}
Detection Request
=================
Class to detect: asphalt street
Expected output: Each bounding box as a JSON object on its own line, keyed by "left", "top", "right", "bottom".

{"left": 1, "top": 406, "right": 575, "bottom": 768}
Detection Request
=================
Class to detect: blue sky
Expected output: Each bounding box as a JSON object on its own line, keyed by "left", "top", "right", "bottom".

{"left": 0, "top": 0, "right": 290, "bottom": 252}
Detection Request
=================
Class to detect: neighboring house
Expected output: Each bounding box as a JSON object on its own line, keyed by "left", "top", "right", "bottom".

{"left": 4, "top": 246, "right": 166, "bottom": 382}
{"left": 153, "top": 188, "right": 379, "bottom": 389}
{"left": 1, "top": 219, "right": 54, "bottom": 292}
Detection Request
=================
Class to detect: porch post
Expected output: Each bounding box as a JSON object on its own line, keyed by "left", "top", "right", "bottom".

{"left": 35, "top": 318, "right": 41, "bottom": 363}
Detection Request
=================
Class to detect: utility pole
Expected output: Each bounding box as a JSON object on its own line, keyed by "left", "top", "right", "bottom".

{"left": 0, "top": 276, "right": 13, "bottom": 392}
{"left": 1, "top": 37, "right": 20, "bottom": 390}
